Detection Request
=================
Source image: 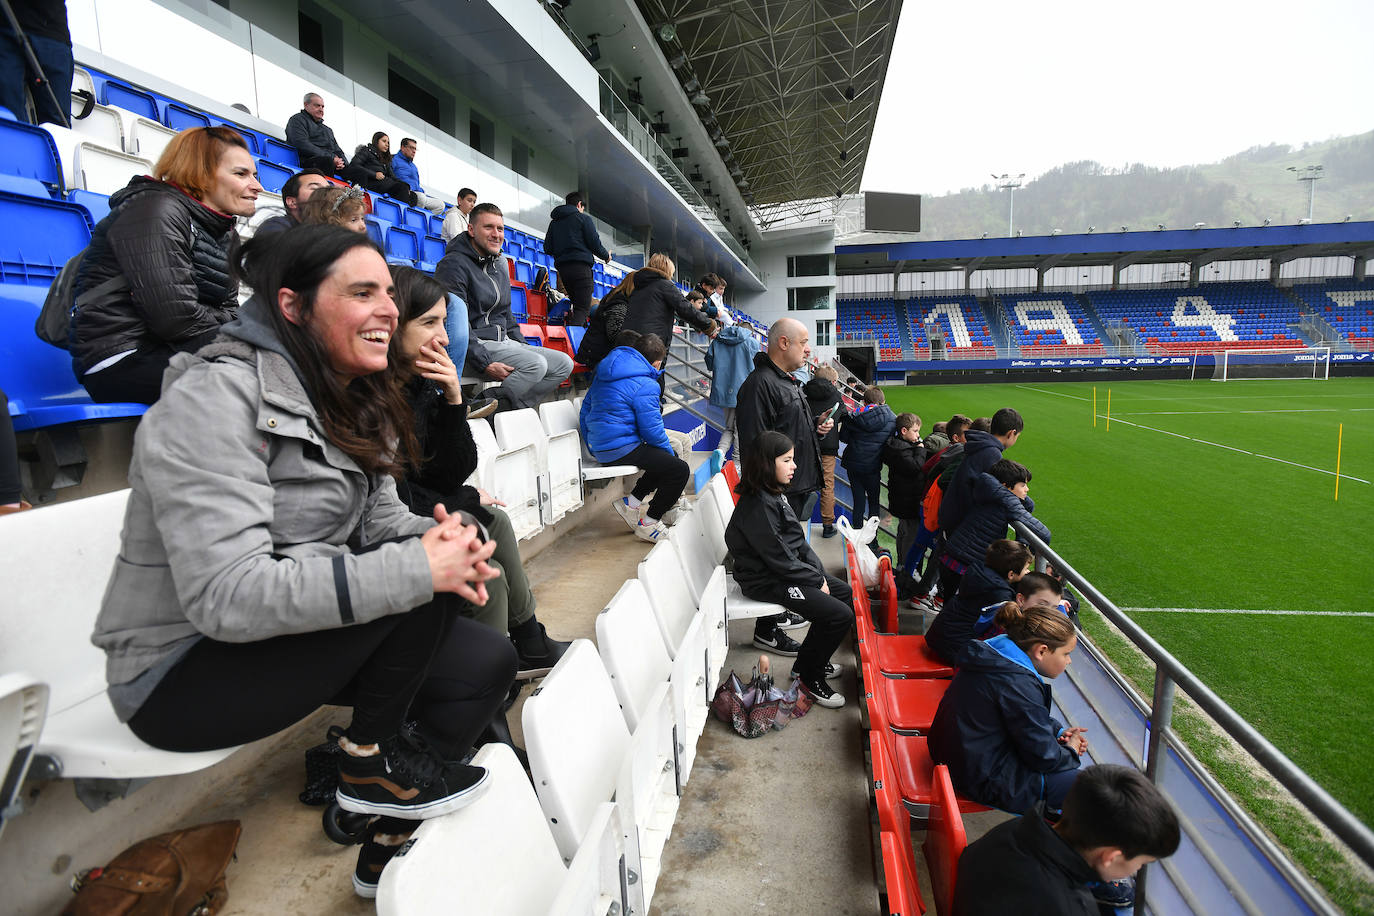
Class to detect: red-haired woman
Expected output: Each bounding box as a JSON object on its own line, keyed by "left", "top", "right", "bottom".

{"left": 71, "top": 126, "right": 262, "bottom": 404}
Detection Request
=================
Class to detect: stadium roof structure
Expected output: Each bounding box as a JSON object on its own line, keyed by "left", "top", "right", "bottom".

{"left": 635, "top": 0, "right": 903, "bottom": 226}
{"left": 837, "top": 221, "right": 1374, "bottom": 276}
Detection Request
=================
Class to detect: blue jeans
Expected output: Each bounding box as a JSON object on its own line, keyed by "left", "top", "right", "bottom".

{"left": 0, "top": 30, "right": 72, "bottom": 126}
{"left": 444, "top": 293, "right": 470, "bottom": 375}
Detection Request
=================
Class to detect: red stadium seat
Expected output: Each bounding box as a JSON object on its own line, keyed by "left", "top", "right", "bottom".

{"left": 922, "top": 764, "right": 969, "bottom": 916}
{"left": 871, "top": 731, "right": 927, "bottom": 914}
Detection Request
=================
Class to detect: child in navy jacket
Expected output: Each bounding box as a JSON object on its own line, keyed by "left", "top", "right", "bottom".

{"left": 839, "top": 386, "right": 895, "bottom": 523}
{"left": 928, "top": 601, "right": 1087, "bottom": 812}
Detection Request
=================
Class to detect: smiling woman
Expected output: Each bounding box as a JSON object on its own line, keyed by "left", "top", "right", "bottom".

{"left": 89, "top": 226, "right": 518, "bottom": 899}
{"left": 70, "top": 126, "right": 263, "bottom": 405}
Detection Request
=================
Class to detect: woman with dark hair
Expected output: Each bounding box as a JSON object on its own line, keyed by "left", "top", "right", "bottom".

{"left": 71, "top": 126, "right": 262, "bottom": 404}
{"left": 348, "top": 131, "right": 416, "bottom": 204}
{"left": 387, "top": 264, "right": 567, "bottom": 678}
{"left": 91, "top": 226, "right": 517, "bottom": 898}
{"left": 579, "top": 331, "right": 689, "bottom": 542}
{"left": 724, "top": 430, "right": 854, "bottom": 708}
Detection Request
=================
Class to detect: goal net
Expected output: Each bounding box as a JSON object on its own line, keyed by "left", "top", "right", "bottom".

{"left": 1212, "top": 346, "right": 1331, "bottom": 381}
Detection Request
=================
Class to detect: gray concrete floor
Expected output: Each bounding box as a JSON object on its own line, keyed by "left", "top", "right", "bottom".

{"left": 0, "top": 480, "right": 965, "bottom": 915}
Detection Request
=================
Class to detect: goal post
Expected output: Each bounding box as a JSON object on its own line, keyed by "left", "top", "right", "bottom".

{"left": 1212, "top": 346, "right": 1331, "bottom": 381}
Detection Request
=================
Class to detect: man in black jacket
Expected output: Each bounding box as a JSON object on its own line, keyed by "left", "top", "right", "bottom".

{"left": 544, "top": 192, "right": 610, "bottom": 327}
{"left": 734, "top": 318, "right": 830, "bottom": 654}
{"left": 953, "top": 765, "right": 1180, "bottom": 916}
{"left": 434, "top": 203, "right": 572, "bottom": 410}
{"left": 284, "top": 93, "right": 371, "bottom": 185}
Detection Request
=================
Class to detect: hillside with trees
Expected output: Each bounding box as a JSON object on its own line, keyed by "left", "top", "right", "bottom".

{"left": 912, "top": 130, "right": 1374, "bottom": 241}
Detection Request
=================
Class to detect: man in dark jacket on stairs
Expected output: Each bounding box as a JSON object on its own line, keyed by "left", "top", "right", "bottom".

{"left": 544, "top": 192, "right": 610, "bottom": 327}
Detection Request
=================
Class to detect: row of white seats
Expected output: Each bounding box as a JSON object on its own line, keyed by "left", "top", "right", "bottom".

{"left": 378, "top": 473, "right": 788, "bottom": 913}
{"left": 468, "top": 403, "right": 636, "bottom": 542}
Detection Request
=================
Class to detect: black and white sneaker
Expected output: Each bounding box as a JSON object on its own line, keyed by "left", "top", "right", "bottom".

{"left": 352, "top": 831, "right": 412, "bottom": 898}
{"left": 336, "top": 728, "right": 489, "bottom": 819}
{"left": 776, "top": 610, "right": 808, "bottom": 631}
{"left": 752, "top": 628, "right": 802, "bottom": 657}
{"left": 801, "top": 676, "right": 845, "bottom": 709}
{"left": 791, "top": 662, "right": 844, "bottom": 681}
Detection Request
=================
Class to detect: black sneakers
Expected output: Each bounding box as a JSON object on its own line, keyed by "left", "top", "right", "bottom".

{"left": 801, "top": 675, "right": 845, "bottom": 709}
{"left": 352, "top": 830, "right": 412, "bottom": 898}
{"left": 336, "top": 727, "right": 489, "bottom": 819}
{"left": 752, "top": 628, "right": 802, "bottom": 657}
{"left": 776, "top": 610, "right": 808, "bottom": 631}
{"left": 511, "top": 618, "right": 571, "bottom": 678}
{"left": 791, "top": 661, "right": 844, "bottom": 681}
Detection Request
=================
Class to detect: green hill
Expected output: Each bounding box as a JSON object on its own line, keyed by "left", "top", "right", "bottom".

{"left": 915, "top": 130, "right": 1374, "bottom": 240}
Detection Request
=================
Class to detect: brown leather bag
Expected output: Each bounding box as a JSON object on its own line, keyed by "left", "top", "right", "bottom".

{"left": 63, "top": 820, "right": 242, "bottom": 915}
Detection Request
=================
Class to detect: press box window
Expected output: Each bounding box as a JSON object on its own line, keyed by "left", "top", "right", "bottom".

{"left": 787, "top": 287, "right": 831, "bottom": 311}
{"left": 787, "top": 254, "right": 830, "bottom": 277}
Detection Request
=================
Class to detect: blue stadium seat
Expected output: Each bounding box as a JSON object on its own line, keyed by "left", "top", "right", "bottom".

{"left": 0, "top": 284, "right": 146, "bottom": 432}
{"left": 162, "top": 102, "right": 209, "bottom": 132}
{"left": 254, "top": 158, "right": 292, "bottom": 194}
{"left": 364, "top": 217, "right": 385, "bottom": 249}
{"left": 0, "top": 174, "right": 51, "bottom": 198}
{"left": 422, "top": 235, "right": 446, "bottom": 265}
{"left": 429, "top": 213, "right": 444, "bottom": 236}
{"left": 567, "top": 325, "right": 585, "bottom": 353}
{"left": 261, "top": 137, "right": 299, "bottom": 168}
{"left": 514, "top": 260, "right": 534, "bottom": 286}
{"left": 0, "top": 118, "right": 63, "bottom": 190}
{"left": 401, "top": 207, "right": 429, "bottom": 233}
{"left": 206, "top": 117, "right": 261, "bottom": 155}
{"left": 385, "top": 225, "right": 420, "bottom": 265}
{"left": 371, "top": 194, "right": 403, "bottom": 226}
{"left": 68, "top": 189, "right": 111, "bottom": 225}
{"left": 0, "top": 192, "right": 93, "bottom": 285}
{"left": 510, "top": 285, "right": 527, "bottom": 319}
{"left": 99, "top": 81, "right": 158, "bottom": 120}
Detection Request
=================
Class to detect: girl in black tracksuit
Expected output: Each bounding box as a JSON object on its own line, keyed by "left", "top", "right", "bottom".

{"left": 724, "top": 430, "right": 855, "bottom": 708}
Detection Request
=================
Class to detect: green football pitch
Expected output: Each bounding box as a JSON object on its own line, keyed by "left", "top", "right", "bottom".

{"left": 882, "top": 377, "right": 1374, "bottom": 824}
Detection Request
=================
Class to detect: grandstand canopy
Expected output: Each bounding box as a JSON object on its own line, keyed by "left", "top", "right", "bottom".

{"left": 837, "top": 221, "right": 1374, "bottom": 276}
{"left": 633, "top": 0, "right": 902, "bottom": 222}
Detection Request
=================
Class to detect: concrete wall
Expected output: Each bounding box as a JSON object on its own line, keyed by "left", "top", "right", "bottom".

{"left": 739, "top": 226, "right": 838, "bottom": 361}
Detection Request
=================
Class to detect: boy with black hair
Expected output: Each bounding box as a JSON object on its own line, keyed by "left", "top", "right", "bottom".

{"left": 939, "top": 457, "right": 1049, "bottom": 600}
{"left": 926, "top": 539, "right": 1032, "bottom": 664}
{"left": 881, "top": 412, "right": 925, "bottom": 565}
{"left": 953, "top": 764, "right": 1181, "bottom": 915}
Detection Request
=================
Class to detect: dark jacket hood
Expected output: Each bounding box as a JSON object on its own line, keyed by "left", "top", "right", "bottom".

{"left": 221, "top": 293, "right": 311, "bottom": 390}
{"left": 962, "top": 634, "right": 1041, "bottom": 679}
{"left": 549, "top": 203, "right": 581, "bottom": 221}
{"left": 962, "top": 429, "right": 1004, "bottom": 467}
{"left": 713, "top": 325, "right": 755, "bottom": 347}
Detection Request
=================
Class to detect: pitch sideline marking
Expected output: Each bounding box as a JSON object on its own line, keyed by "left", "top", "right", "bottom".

{"left": 1119, "top": 408, "right": 1374, "bottom": 416}
{"left": 1127, "top": 607, "right": 1374, "bottom": 618}
{"left": 1014, "top": 385, "right": 1371, "bottom": 485}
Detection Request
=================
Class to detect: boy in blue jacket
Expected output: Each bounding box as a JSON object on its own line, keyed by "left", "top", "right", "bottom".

{"left": 839, "top": 386, "right": 895, "bottom": 523}
{"left": 926, "top": 539, "right": 1031, "bottom": 664}
{"left": 940, "top": 458, "right": 1050, "bottom": 597}
{"left": 579, "top": 332, "right": 686, "bottom": 542}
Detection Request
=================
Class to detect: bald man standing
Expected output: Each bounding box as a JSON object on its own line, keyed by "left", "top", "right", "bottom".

{"left": 733, "top": 318, "right": 836, "bottom": 653}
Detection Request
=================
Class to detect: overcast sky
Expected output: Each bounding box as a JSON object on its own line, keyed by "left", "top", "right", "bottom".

{"left": 863, "top": 0, "right": 1374, "bottom": 197}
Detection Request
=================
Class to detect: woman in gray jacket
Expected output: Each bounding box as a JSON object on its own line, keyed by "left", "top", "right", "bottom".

{"left": 91, "top": 227, "right": 516, "bottom": 897}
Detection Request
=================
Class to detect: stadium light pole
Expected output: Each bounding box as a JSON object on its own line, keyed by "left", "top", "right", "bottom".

{"left": 1287, "top": 165, "right": 1323, "bottom": 221}
{"left": 992, "top": 172, "right": 1025, "bottom": 236}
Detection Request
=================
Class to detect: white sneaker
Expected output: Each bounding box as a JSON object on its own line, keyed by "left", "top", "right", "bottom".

{"left": 659, "top": 499, "right": 691, "bottom": 526}
{"left": 635, "top": 519, "right": 668, "bottom": 543}
{"left": 612, "top": 498, "right": 642, "bottom": 531}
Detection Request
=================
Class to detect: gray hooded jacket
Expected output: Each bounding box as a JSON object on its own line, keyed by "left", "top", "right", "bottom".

{"left": 91, "top": 295, "right": 435, "bottom": 719}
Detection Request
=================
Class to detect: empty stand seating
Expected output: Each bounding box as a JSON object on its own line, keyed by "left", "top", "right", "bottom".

{"left": 1088, "top": 282, "right": 1307, "bottom": 354}
{"left": 1001, "top": 293, "right": 1105, "bottom": 356}
{"left": 837, "top": 297, "right": 902, "bottom": 359}
{"left": 1289, "top": 278, "right": 1374, "bottom": 350}
{"left": 905, "top": 295, "right": 997, "bottom": 357}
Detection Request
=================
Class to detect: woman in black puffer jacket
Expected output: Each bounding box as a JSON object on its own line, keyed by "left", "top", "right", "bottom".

{"left": 71, "top": 126, "right": 261, "bottom": 404}
{"left": 348, "top": 132, "right": 416, "bottom": 204}
{"left": 620, "top": 252, "right": 717, "bottom": 345}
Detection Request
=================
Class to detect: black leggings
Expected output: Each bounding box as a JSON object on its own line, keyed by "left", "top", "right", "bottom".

{"left": 129, "top": 591, "right": 516, "bottom": 759}
{"left": 622, "top": 442, "right": 689, "bottom": 521}
{"left": 81, "top": 330, "right": 220, "bottom": 405}
{"left": 747, "top": 572, "right": 854, "bottom": 679}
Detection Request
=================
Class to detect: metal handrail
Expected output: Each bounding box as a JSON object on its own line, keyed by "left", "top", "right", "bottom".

{"left": 1010, "top": 520, "right": 1372, "bottom": 912}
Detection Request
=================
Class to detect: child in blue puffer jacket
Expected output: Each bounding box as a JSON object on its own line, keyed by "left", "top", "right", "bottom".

{"left": 579, "top": 332, "right": 687, "bottom": 543}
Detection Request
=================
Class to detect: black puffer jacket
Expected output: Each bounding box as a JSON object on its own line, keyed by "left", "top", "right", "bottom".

{"left": 880, "top": 433, "right": 927, "bottom": 517}
{"left": 620, "top": 270, "right": 714, "bottom": 343}
{"left": 396, "top": 377, "right": 490, "bottom": 525}
{"left": 349, "top": 143, "right": 397, "bottom": 181}
{"left": 803, "top": 376, "right": 846, "bottom": 455}
{"left": 735, "top": 352, "right": 822, "bottom": 497}
{"left": 938, "top": 429, "right": 1005, "bottom": 533}
{"left": 928, "top": 636, "right": 1081, "bottom": 812}
{"left": 945, "top": 472, "right": 1050, "bottom": 566}
{"left": 924, "top": 558, "right": 1016, "bottom": 665}
{"left": 725, "top": 488, "right": 826, "bottom": 596}
{"left": 952, "top": 802, "right": 1100, "bottom": 916}
{"left": 71, "top": 177, "right": 239, "bottom": 373}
